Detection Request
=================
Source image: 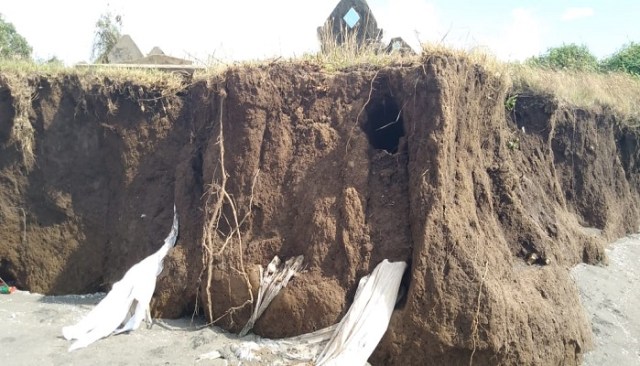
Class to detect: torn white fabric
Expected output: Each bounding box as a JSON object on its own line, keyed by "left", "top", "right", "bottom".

{"left": 62, "top": 205, "right": 179, "bottom": 351}
{"left": 240, "top": 255, "right": 304, "bottom": 336}
{"left": 315, "top": 259, "right": 407, "bottom": 365}
{"left": 212, "top": 259, "right": 406, "bottom": 365}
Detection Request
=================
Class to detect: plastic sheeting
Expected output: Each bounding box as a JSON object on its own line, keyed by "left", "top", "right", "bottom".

{"left": 240, "top": 255, "right": 304, "bottom": 336}
{"left": 62, "top": 205, "right": 179, "bottom": 351}
{"left": 208, "top": 259, "right": 406, "bottom": 365}
{"left": 315, "top": 259, "right": 406, "bottom": 365}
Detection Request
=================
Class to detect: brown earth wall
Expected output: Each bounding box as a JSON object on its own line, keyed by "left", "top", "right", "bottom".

{"left": 1, "top": 57, "right": 639, "bottom": 365}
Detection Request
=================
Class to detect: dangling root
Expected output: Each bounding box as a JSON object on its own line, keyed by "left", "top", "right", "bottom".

{"left": 198, "top": 89, "right": 258, "bottom": 326}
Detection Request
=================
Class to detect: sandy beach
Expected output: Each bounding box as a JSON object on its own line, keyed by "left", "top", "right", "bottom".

{"left": 0, "top": 292, "right": 242, "bottom": 366}
{"left": 1, "top": 235, "right": 639, "bottom": 366}
{"left": 572, "top": 234, "right": 640, "bottom": 366}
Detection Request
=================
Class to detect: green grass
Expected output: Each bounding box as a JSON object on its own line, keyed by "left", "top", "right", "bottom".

{"left": 2, "top": 41, "right": 640, "bottom": 125}
{"left": 508, "top": 63, "right": 640, "bottom": 123}
{"left": 418, "top": 43, "right": 640, "bottom": 124}
{"left": 0, "top": 59, "right": 185, "bottom": 91}
{"left": 301, "top": 24, "right": 420, "bottom": 72}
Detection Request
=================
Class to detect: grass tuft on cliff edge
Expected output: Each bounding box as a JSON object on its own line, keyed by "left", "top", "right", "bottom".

{"left": 2, "top": 41, "right": 640, "bottom": 125}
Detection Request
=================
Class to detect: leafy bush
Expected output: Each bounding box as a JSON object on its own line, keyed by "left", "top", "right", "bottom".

{"left": 526, "top": 43, "right": 599, "bottom": 71}
{"left": 0, "top": 14, "right": 32, "bottom": 59}
{"left": 602, "top": 42, "right": 640, "bottom": 76}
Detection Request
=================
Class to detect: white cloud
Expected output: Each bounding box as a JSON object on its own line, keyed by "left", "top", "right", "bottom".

{"left": 562, "top": 7, "right": 594, "bottom": 21}
{"left": 485, "top": 8, "right": 544, "bottom": 61}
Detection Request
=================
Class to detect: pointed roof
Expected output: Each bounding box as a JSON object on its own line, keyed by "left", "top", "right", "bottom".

{"left": 385, "top": 37, "right": 415, "bottom": 55}
{"left": 106, "top": 35, "right": 144, "bottom": 64}
{"left": 148, "top": 46, "right": 165, "bottom": 56}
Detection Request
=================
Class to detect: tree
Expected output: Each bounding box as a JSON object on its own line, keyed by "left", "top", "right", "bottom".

{"left": 601, "top": 42, "right": 640, "bottom": 76}
{"left": 0, "top": 14, "right": 32, "bottom": 59}
{"left": 91, "top": 12, "right": 122, "bottom": 63}
{"left": 526, "top": 43, "right": 599, "bottom": 71}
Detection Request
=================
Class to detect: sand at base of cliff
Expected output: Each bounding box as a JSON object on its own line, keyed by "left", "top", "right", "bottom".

{"left": 0, "top": 291, "right": 260, "bottom": 365}
{"left": 572, "top": 234, "right": 640, "bottom": 366}
{"left": 2, "top": 234, "right": 639, "bottom": 366}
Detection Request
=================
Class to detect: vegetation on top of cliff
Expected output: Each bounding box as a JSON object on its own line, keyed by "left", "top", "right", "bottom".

{"left": 509, "top": 64, "right": 640, "bottom": 123}
{"left": 602, "top": 42, "right": 640, "bottom": 76}
{"left": 514, "top": 42, "right": 640, "bottom": 124}
{"left": 1, "top": 39, "right": 640, "bottom": 125}
{"left": 300, "top": 23, "right": 420, "bottom": 71}
{"left": 526, "top": 44, "right": 600, "bottom": 72}
{"left": 526, "top": 42, "right": 640, "bottom": 76}
{"left": 419, "top": 43, "right": 640, "bottom": 125}
{"left": 0, "top": 58, "right": 185, "bottom": 93}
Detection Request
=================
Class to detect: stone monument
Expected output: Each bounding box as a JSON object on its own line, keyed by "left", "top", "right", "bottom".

{"left": 318, "top": 0, "right": 383, "bottom": 51}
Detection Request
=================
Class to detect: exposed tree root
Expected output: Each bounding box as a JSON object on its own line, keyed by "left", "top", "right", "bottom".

{"left": 198, "top": 89, "right": 257, "bottom": 326}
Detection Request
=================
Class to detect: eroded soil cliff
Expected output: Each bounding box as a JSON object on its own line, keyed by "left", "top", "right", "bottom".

{"left": 1, "top": 56, "right": 639, "bottom": 365}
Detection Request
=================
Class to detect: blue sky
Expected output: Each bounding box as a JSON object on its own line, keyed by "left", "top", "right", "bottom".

{"left": 1, "top": 0, "right": 638, "bottom": 64}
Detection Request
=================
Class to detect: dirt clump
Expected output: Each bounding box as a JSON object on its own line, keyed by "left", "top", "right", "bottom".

{"left": 1, "top": 57, "right": 639, "bottom": 365}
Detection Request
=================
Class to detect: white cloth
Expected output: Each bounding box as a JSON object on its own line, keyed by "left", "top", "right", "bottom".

{"left": 62, "top": 205, "right": 179, "bottom": 351}
{"left": 217, "top": 259, "right": 407, "bottom": 366}
{"left": 315, "top": 259, "right": 407, "bottom": 365}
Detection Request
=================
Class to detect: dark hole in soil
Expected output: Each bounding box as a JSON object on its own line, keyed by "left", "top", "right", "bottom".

{"left": 192, "top": 149, "right": 204, "bottom": 187}
{"left": 0, "top": 260, "right": 18, "bottom": 286}
{"left": 363, "top": 96, "right": 405, "bottom": 154}
{"left": 395, "top": 260, "right": 411, "bottom": 309}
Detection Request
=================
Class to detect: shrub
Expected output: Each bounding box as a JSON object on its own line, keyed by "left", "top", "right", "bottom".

{"left": 602, "top": 42, "right": 640, "bottom": 76}
{"left": 0, "top": 14, "right": 32, "bottom": 59}
{"left": 526, "top": 43, "right": 599, "bottom": 71}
